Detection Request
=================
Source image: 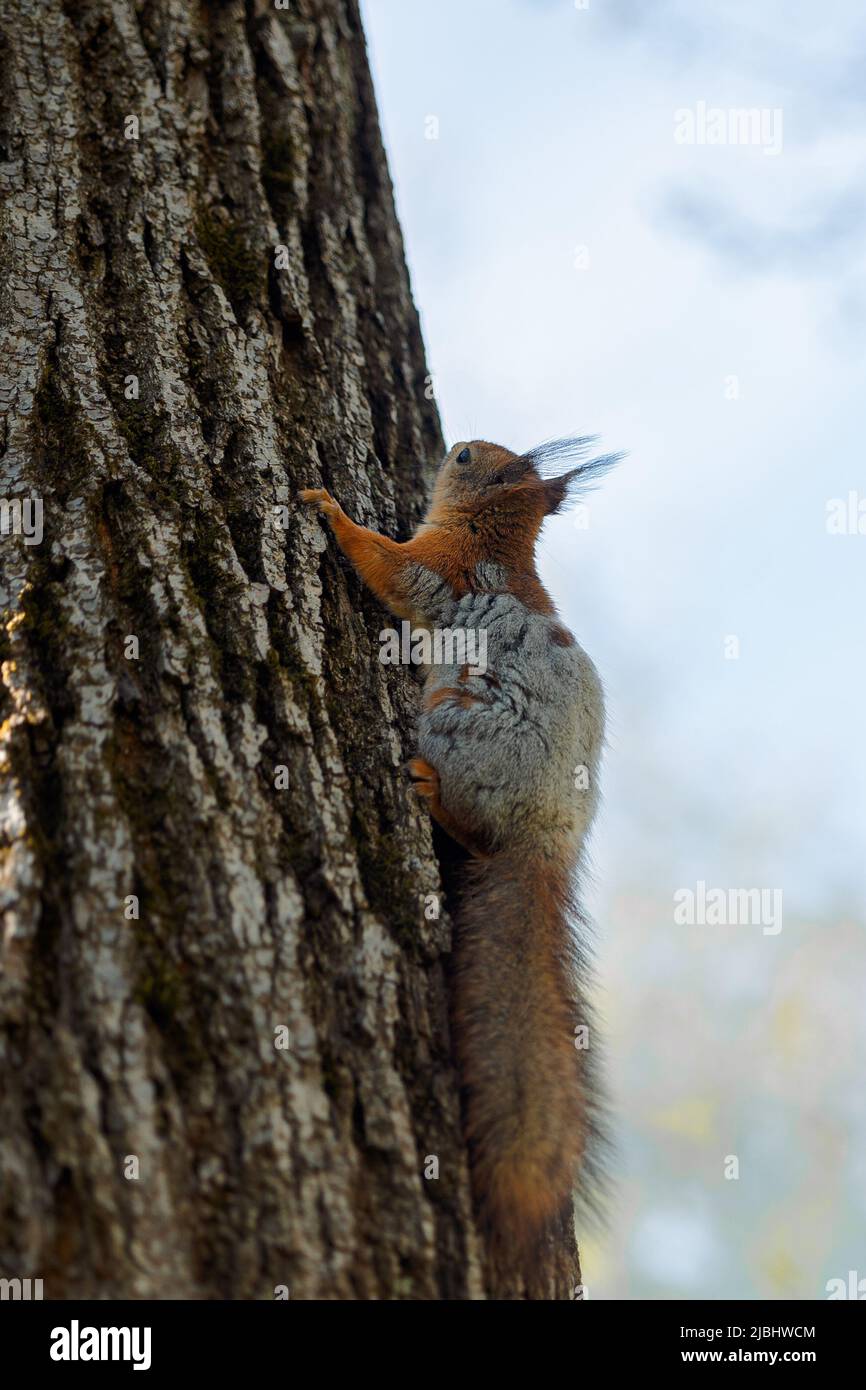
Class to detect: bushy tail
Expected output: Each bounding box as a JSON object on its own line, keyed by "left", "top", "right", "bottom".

{"left": 452, "top": 846, "right": 603, "bottom": 1258}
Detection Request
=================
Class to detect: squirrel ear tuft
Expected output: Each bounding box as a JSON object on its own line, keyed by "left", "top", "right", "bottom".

{"left": 542, "top": 468, "right": 580, "bottom": 514}
{"left": 520, "top": 436, "right": 625, "bottom": 514}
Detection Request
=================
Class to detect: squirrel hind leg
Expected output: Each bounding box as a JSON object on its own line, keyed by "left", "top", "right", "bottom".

{"left": 407, "top": 757, "right": 491, "bottom": 858}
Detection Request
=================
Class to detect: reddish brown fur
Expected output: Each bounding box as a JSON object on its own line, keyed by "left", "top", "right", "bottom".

{"left": 453, "top": 847, "right": 587, "bottom": 1262}
{"left": 302, "top": 442, "right": 565, "bottom": 623}
{"left": 417, "top": 445, "right": 557, "bottom": 615}
{"left": 424, "top": 685, "right": 483, "bottom": 711}
{"left": 302, "top": 442, "right": 592, "bottom": 1266}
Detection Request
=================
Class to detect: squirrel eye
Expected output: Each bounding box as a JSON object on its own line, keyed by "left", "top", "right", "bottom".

{"left": 456, "top": 446, "right": 471, "bottom": 464}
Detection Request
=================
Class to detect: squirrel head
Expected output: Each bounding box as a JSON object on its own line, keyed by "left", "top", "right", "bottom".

{"left": 427, "top": 437, "right": 622, "bottom": 528}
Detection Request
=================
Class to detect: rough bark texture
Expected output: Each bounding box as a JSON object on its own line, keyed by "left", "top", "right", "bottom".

{"left": 0, "top": 0, "right": 580, "bottom": 1298}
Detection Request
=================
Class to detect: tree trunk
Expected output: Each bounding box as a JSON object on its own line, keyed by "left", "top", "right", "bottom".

{"left": 0, "top": 0, "right": 579, "bottom": 1299}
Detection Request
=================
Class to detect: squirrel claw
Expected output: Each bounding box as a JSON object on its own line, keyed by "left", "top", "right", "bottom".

{"left": 407, "top": 757, "right": 439, "bottom": 800}
{"left": 299, "top": 487, "right": 341, "bottom": 518}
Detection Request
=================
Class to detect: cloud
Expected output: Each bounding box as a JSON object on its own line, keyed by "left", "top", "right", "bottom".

{"left": 655, "top": 180, "right": 866, "bottom": 276}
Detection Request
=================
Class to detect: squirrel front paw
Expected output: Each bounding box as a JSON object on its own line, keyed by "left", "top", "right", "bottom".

{"left": 299, "top": 487, "right": 343, "bottom": 520}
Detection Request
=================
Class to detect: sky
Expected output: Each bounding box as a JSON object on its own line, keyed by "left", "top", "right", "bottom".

{"left": 362, "top": 0, "right": 866, "bottom": 1298}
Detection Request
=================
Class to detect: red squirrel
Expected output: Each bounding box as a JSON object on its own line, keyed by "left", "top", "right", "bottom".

{"left": 301, "top": 436, "right": 619, "bottom": 1261}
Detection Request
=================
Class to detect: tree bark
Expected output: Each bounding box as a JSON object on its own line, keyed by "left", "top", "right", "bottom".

{"left": 0, "top": 0, "right": 579, "bottom": 1299}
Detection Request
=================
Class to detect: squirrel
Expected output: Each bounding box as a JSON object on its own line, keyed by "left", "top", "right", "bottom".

{"left": 301, "top": 435, "right": 619, "bottom": 1262}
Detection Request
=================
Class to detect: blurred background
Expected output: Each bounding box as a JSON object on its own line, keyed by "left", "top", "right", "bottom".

{"left": 362, "top": 0, "right": 866, "bottom": 1299}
